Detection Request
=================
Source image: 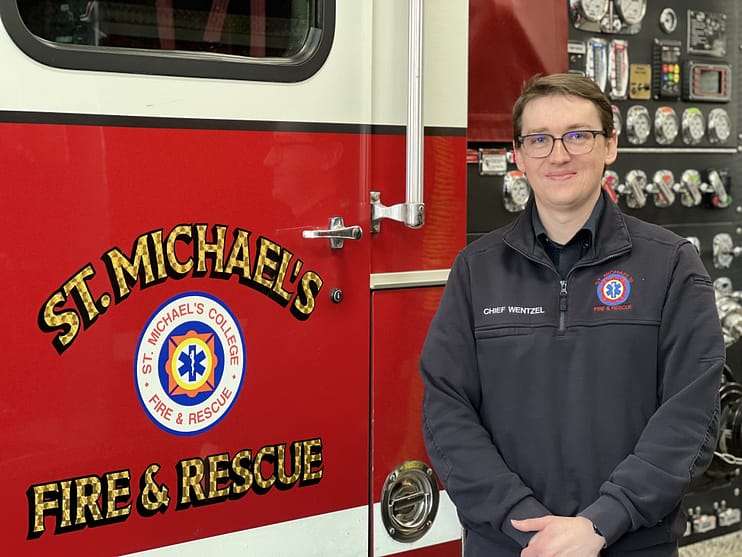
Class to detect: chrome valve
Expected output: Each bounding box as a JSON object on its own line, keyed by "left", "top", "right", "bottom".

{"left": 713, "top": 234, "right": 742, "bottom": 270}
{"left": 646, "top": 170, "right": 676, "bottom": 208}
{"left": 674, "top": 170, "right": 704, "bottom": 207}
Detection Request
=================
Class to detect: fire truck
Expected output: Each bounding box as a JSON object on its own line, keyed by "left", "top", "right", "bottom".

{"left": 2, "top": 1, "right": 742, "bottom": 555}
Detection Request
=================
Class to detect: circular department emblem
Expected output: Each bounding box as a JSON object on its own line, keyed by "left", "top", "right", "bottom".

{"left": 135, "top": 292, "right": 245, "bottom": 435}
{"left": 596, "top": 273, "right": 631, "bottom": 306}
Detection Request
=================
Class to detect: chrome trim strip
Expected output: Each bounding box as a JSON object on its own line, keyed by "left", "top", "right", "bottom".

{"left": 370, "top": 269, "right": 450, "bottom": 290}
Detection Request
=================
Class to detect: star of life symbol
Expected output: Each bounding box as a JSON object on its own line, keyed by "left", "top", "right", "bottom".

{"left": 135, "top": 292, "right": 245, "bottom": 435}
{"left": 597, "top": 273, "right": 631, "bottom": 306}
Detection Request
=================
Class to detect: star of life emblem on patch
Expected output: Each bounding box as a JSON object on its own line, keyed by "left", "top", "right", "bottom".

{"left": 596, "top": 272, "right": 632, "bottom": 306}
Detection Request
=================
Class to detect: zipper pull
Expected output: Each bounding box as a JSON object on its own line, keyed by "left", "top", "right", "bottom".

{"left": 559, "top": 280, "right": 568, "bottom": 331}
{"left": 559, "top": 280, "right": 568, "bottom": 309}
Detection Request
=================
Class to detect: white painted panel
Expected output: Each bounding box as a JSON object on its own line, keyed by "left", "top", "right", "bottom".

{"left": 0, "top": 1, "right": 467, "bottom": 128}
{"left": 122, "top": 506, "right": 368, "bottom": 557}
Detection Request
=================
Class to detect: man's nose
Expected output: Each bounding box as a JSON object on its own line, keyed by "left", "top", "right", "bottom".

{"left": 550, "top": 138, "right": 572, "bottom": 160}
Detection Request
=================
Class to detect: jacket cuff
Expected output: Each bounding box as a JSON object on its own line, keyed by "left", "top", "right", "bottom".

{"left": 500, "top": 496, "right": 552, "bottom": 548}
{"left": 579, "top": 496, "right": 632, "bottom": 546}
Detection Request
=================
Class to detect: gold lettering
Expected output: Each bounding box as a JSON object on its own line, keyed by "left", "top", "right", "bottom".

{"left": 75, "top": 476, "right": 104, "bottom": 526}
{"left": 291, "top": 271, "right": 323, "bottom": 320}
{"left": 165, "top": 225, "right": 193, "bottom": 276}
{"left": 103, "top": 234, "right": 155, "bottom": 302}
{"left": 178, "top": 458, "right": 206, "bottom": 505}
{"left": 104, "top": 470, "right": 132, "bottom": 520}
{"left": 273, "top": 249, "right": 294, "bottom": 302}
{"left": 253, "top": 446, "right": 276, "bottom": 490}
{"left": 207, "top": 453, "right": 231, "bottom": 499}
{"left": 29, "top": 482, "right": 60, "bottom": 535}
{"left": 276, "top": 442, "right": 302, "bottom": 486}
{"left": 252, "top": 238, "right": 281, "bottom": 290}
{"left": 150, "top": 230, "right": 168, "bottom": 281}
{"left": 230, "top": 450, "right": 254, "bottom": 495}
{"left": 39, "top": 292, "right": 80, "bottom": 354}
{"left": 224, "top": 228, "right": 253, "bottom": 279}
{"left": 195, "top": 224, "right": 227, "bottom": 275}
{"left": 302, "top": 438, "right": 324, "bottom": 482}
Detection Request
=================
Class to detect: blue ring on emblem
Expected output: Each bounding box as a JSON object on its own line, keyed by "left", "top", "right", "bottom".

{"left": 596, "top": 274, "right": 630, "bottom": 306}
{"left": 134, "top": 291, "right": 246, "bottom": 436}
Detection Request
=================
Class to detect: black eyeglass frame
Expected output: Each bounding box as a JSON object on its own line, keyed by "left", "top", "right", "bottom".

{"left": 517, "top": 129, "right": 608, "bottom": 158}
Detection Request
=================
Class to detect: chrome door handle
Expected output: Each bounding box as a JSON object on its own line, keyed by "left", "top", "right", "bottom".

{"left": 302, "top": 216, "right": 362, "bottom": 249}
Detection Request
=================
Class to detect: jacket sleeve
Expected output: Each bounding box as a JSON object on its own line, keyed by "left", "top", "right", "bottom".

{"left": 420, "top": 252, "right": 552, "bottom": 548}
{"left": 579, "top": 241, "right": 724, "bottom": 545}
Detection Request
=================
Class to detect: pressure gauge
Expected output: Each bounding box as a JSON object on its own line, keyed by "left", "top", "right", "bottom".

{"left": 614, "top": 0, "right": 646, "bottom": 26}
{"left": 708, "top": 108, "right": 731, "bottom": 145}
{"left": 503, "top": 171, "right": 531, "bottom": 213}
{"left": 574, "top": 0, "right": 609, "bottom": 23}
{"left": 682, "top": 108, "right": 705, "bottom": 145}
{"left": 626, "top": 105, "right": 651, "bottom": 145}
{"left": 612, "top": 105, "right": 622, "bottom": 136}
{"left": 654, "top": 107, "right": 679, "bottom": 145}
{"left": 659, "top": 8, "right": 678, "bottom": 34}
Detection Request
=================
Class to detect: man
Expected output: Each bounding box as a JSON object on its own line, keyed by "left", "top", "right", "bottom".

{"left": 420, "top": 73, "right": 724, "bottom": 556}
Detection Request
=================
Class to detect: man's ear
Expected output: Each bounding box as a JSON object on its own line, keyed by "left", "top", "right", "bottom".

{"left": 604, "top": 131, "right": 618, "bottom": 166}
{"left": 513, "top": 144, "right": 525, "bottom": 173}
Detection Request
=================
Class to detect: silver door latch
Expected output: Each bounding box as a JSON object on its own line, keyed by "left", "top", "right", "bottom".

{"left": 302, "top": 216, "right": 362, "bottom": 249}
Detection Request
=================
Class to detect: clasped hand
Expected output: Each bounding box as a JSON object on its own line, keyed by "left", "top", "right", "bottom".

{"left": 511, "top": 515, "right": 606, "bottom": 557}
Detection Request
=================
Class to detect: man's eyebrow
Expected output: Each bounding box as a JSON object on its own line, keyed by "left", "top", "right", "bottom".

{"left": 521, "top": 123, "right": 599, "bottom": 135}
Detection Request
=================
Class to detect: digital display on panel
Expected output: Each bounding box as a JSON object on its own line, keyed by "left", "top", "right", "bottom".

{"left": 699, "top": 69, "right": 721, "bottom": 94}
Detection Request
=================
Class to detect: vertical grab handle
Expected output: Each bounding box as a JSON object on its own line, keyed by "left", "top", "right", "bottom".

{"left": 405, "top": 0, "right": 425, "bottom": 227}
{"left": 371, "top": 0, "right": 425, "bottom": 232}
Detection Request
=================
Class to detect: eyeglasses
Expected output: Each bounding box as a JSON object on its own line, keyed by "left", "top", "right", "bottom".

{"left": 517, "top": 130, "right": 607, "bottom": 158}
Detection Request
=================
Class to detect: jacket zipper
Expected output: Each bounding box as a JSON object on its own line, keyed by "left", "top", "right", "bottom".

{"left": 559, "top": 280, "right": 568, "bottom": 332}
{"left": 504, "top": 239, "right": 631, "bottom": 333}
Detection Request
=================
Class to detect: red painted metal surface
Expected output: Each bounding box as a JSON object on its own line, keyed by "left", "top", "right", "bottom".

{"left": 391, "top": 540, "right": 463, "bottom": 556}
{"left": 370, "top": 134, "right": 467, "bottom": 274}
{"left": 468, "top": 0, "right": 569, "bottom": 142}
{"left": 0, "top": 122, "right": 373, "bottom": 555}
{"left": 371, "top": 286, "right": 444, "bottom": 496}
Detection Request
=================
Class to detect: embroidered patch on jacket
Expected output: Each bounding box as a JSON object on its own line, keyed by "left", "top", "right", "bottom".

{"left": 594, "top": 271, "right": 632, "bottom": 311}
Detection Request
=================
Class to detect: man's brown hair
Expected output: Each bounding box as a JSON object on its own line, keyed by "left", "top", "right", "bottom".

{"left": 512, "top": 73, "right": 614, "bottom": 144}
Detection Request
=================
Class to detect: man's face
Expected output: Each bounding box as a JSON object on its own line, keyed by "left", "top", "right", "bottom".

{"left": 514, "top": 94, "right": 617, "bottom": 215}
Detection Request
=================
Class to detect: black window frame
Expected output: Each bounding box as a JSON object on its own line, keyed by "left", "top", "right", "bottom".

{"left": 0, "top": 1, "right": 335, "bottom": 83}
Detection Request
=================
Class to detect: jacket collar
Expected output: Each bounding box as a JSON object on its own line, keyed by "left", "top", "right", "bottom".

{"left": 504, "top": 190, "right": 632, "bottom": 263}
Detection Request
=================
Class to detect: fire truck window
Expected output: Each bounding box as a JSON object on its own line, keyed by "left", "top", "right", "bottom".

{"left": 17, "top": 1, "right": 313, "bottom": 59}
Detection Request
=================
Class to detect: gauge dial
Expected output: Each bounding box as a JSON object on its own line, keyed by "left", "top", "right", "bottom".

{"left": 708, "top": 108, "right": 731, "bottom": 144}
{"left": 615, "top": 0, "right": 647, "bottom": 25}
{"left": 503, "top": 171, "right": 531, "bottom": 213}
{"left": 510, "top": 179, "right": 530, "bottom": 206}
{"left": 612, "top": 105, "right": 622, "bottom": 136}
{"left": 579, "top": 0, "right": 609, "bottom": 23}
{"left": 626, "top": 105, "right": 651, "bottom": 145}
{"left": 659, "top": 8, "right": 678, "bottom": 34}
{"left": 654, "top": 107, "right": 679, "bottom": 145}
{"left": 682, "top": 108, "right": 705, "bottom": 145}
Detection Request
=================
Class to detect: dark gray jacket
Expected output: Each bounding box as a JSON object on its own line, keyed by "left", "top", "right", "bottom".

{"left": 420, "top": 194, "right": 724, "bottom": 556}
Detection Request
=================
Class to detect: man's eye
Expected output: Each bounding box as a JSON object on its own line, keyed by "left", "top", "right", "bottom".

{"left": 529, "top": 135, "right": 548, "bottom": 145}
{"left": 567, "top": 131, "right": 588, "bottom": 141}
